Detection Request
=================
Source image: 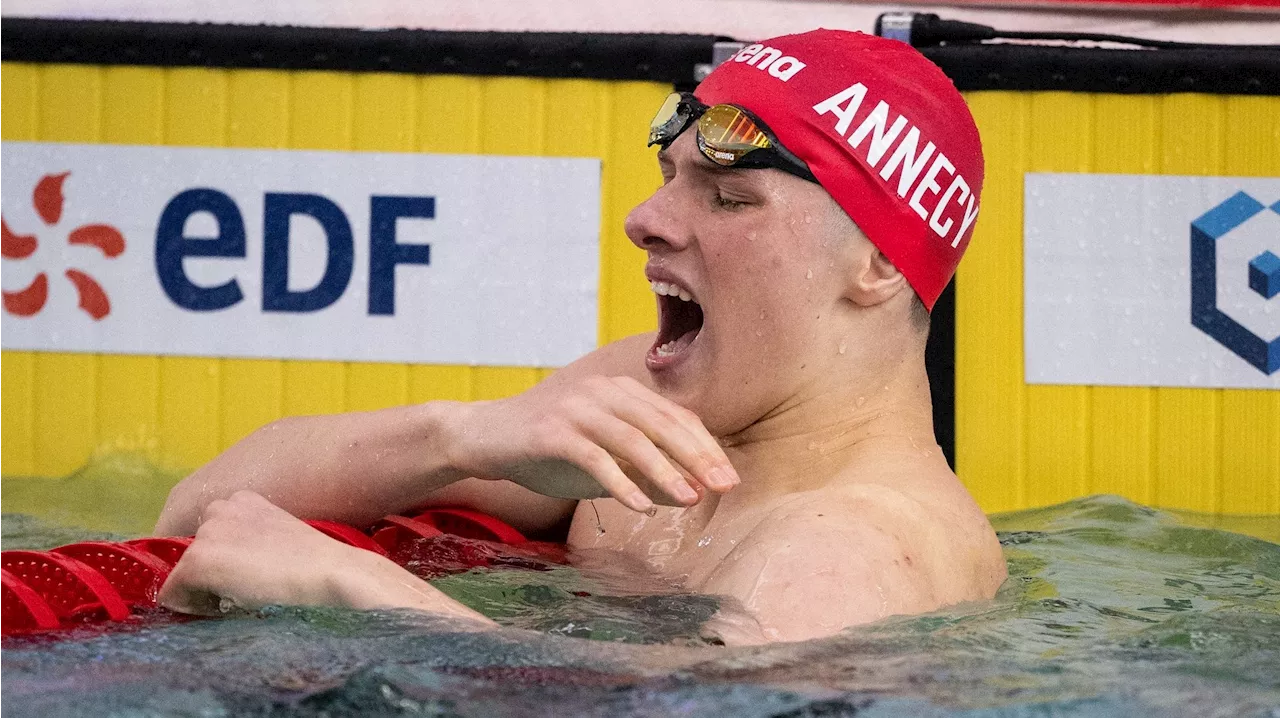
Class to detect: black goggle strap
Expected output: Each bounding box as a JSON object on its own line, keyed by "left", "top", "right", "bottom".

{"left": 752, "top": 134, "right": 819, "bottom": 184}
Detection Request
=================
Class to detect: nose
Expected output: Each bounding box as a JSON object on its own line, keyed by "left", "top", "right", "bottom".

{"left": 624, "top": 183, "right": 694, "bottom": 254}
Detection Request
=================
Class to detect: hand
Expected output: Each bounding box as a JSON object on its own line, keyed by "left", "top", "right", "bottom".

{"left": 157, "top": 490, "right": 379, "bottom": 615}
{"left": 446, "top": 375, "right": 739, "bottom": 513}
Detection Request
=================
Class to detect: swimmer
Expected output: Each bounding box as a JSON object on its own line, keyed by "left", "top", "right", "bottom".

{"left": 154, "top": 29, "right": 1007, "bottom": 645}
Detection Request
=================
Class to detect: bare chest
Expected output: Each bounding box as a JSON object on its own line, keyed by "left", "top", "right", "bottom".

{"left": 563, "top": 480, "right": 1006, "bottom": 605}
{"left": 565, "top": 498, "right": 758, "bottom": 587}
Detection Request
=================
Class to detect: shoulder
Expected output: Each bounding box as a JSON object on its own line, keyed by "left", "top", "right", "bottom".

{"left": 544, "top": 332, "right": 656, "bottom": 389}
{"left": 750, "top": 483, "right": 940, "bottom": 555}
{"left": 700, "top": 488, "right": 941, "bottom": 643}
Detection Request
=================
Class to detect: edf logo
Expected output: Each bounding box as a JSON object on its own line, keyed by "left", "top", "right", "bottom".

{"left": 3, "top": 142, "right": 602, "bottom": 367}
{"left": 1190, "top": 192, "right": 1280, "bottom": 375}
{"left": 157, "top": 190, "right": 432, "bottom": 316}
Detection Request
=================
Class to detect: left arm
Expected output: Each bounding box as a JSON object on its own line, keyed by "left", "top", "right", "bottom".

{"left": 157, "top": 491, "right": 494, "bottom": 626}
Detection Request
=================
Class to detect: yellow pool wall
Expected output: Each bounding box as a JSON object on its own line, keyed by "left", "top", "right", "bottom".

{"left": 2, "top": 62, "right": 1277, "bottom": 517}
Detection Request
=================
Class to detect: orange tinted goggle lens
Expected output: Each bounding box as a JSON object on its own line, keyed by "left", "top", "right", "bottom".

{"left": 697, "top": 104, "right": 772, "bottom": 165}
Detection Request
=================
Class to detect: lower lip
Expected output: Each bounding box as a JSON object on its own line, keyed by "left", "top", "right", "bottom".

{"left": 645, "top": 332, "right": 699, "bottom": 372}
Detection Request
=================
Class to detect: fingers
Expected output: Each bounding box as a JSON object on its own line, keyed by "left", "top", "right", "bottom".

{"left": 600, "top": 377, "right": 740, "bottom": 493}
{"left": 198, "top": 490, "right": 271, "bottom": 526}
{"left": 157, "top": 542, "right": 227, "bottom": 616}
{"left": 556, "top": 437, "right": 655, "bottom": 513}
{"left": 164, "top": 490, "right": 276, "bottom": 615}
{"left": 574, "top": 411, "right": 700, "bottom": 507}
{"left": 157, "top": 577, "right": 223, "bottom": 616}
{"left": 482, "top": 374, "right": 741, "bottom": 513}
{"left": 543, "top": 376, "right": 739, "bottom": 512}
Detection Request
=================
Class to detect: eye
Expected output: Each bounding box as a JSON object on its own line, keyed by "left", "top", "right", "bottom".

{"left": 714, "top": 193, "right": 747, "bottom": 210}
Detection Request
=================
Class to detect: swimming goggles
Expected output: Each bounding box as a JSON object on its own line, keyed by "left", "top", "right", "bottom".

{"left": 647, "top": 92, "right": 818, "bottom": 184}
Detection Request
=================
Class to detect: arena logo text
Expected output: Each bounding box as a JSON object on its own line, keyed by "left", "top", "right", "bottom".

{"left": 731, "top": 44, "right": 807, "bottom": 82}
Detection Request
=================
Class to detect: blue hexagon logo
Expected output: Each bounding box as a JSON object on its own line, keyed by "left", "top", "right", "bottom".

{"left": 1190, "top": 192, "right": 1280, "bottom": 375}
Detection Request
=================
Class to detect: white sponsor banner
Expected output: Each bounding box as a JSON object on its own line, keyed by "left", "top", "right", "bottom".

{"left": 1024, "top": 173, "right": 1280, "bottom": 389}
{"left": 1, "top": 142, "right": 601, "bottom": 366}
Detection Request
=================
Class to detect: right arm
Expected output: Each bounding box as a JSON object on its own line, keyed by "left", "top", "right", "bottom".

{"left": 155, "top": 333, "right": 738, "bottom": 536}
{"left": 155, "top": 402, "right": 498, "bottom": 536}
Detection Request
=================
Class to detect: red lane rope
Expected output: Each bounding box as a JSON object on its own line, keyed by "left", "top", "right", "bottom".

{"left": 1, "top": 508, "right": 537, "bottom": 637}
{"left": 1, "top": 551, "right": 132, "bottom": 624}
{"left": 52, "top": 542, "right": 174, "bottom": 606}
{"left": 413, "top": 507, "right": 528, "bottom": 544}
{"left": 125, "top": 536, "right": 193, "bottom": 567}
{"left": 305, "top": 520, "right": 391, "bottom": 556}
{"left": 3, "top": 568, "right": 62, "bottom": 632}
{"left": 371, "top": 515, "right": 446, "bottom": 554}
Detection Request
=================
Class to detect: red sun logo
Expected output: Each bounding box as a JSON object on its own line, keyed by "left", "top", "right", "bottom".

{"left": 2, "top": 172, "right": 125, "bottom": 320}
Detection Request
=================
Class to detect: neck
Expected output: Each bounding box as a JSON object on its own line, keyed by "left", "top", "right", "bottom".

{"left": 717, "top": 342, "right": 940, "bottom": 508}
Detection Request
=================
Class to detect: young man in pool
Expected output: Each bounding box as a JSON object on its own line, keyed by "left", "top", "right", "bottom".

{"left": 155, "top": 29, "right": 1007, "bottom": 644}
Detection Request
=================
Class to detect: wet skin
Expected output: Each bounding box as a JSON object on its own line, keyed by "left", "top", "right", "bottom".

{"left": 156, "top": 131, "right": 1006, "bottom": 644}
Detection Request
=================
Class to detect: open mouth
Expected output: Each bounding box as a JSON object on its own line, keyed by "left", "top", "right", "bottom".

{"left": 650, "top": 280, "right": 704, "bottom": 364}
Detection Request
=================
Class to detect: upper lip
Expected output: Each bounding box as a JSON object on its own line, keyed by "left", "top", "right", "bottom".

{"left": 644, "top": 265, "right": 699, "bottom": 302}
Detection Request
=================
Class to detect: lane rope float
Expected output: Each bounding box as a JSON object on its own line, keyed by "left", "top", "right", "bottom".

{"left": 1, "top": 508, "right": 562, "bottom": 637}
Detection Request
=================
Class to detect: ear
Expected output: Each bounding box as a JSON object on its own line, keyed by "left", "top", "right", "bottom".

{"left": 847, "top": 249, "right": 909, "bottom": 308}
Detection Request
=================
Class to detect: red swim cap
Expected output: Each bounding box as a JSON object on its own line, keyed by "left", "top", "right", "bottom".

{"left": 696, "top": 29, "right": 984, "bottom": 311}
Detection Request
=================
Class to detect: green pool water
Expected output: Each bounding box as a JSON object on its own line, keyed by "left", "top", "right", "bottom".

{"left": 2, "top": 457, "right": 1278, "bottom": 717}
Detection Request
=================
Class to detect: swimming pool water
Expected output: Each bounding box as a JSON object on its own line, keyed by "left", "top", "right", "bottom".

{"left": 2, "top": 467, "right": 1278, "bottom": 717}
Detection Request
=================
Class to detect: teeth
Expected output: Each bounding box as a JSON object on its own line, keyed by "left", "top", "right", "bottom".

{"left": 656, "top": 340, "right": 679, "bottom": 357}
{"left": 649, "top": 280, "right": 698, "bottom": 304}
